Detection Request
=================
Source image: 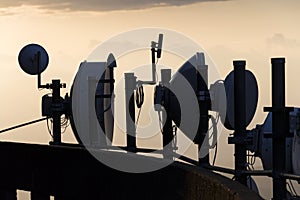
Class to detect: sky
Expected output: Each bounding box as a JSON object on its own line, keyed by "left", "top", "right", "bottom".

{"left": 0, "top": 0, "right": 300, "bottom": 199}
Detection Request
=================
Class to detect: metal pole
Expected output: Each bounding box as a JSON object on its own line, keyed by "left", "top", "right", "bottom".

{"left": 161, "top": 69, "right": 173, "bottom": 159}
{"left": 37, "top": 51, "right": 42, "bottom": 88}
{"left": 151, "top": 42, "right": 157, "bottom": 84}
{"left": 0, "top": 118, "right": 47, "bottom": 134}
{"left": 233, "top": 60, "right": 247, "bottom": 185}
{"left": 264, "top": 58, "right": 291, "bottom": 200}
{"left": 52, "top": 79, "right": 61, "bottom": 145}
{"left": 197, "top": 53, "right": 210, "bottom": 166}
{"left": 106, "top": 67, "right": 115, "bottom": 144}
{"left": 52, "top": 80, "right": 64, "bottom": 200}
{"left": 280, "top": 172, "right": 300, "bottom": 181}
{"left": 125, "top": 73, "right": 137, "bottom": 152}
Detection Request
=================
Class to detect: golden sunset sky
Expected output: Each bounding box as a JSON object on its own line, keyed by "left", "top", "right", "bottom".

{"left": 0, "top": 0, "right": 300, "bottom": 199}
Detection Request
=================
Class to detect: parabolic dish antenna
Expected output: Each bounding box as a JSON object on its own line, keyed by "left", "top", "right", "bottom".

{"left": 167, "top": 53, "right": 208, "bottom": 142}
{"left": 18, "top": 44, "right": 49, "bottom": 75}
{"left": 222, "top": 70, "right": 258, "bottom": 130}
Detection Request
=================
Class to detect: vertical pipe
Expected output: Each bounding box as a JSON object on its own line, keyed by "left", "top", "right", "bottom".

{"left": 197, "top": 53, "right": 210, "bottom": 166}
{"left": 151, "top": 42, "right": 157, "bottom": 84}
{"left": 271, "top": 58, "right": 287, "bottom": 200}
{"left": 106, "top": 67, "right": 115, "bottom": 144}
{"left": 161, "top": 69, "right": 171, "bottom": 84}
{"left": 161, "top": 69, "right": 173, "bottom": 159}
{"left": 52, "top": 79, "right": 61, "bottom": 145}
{"left": 233, "top": 60, "right": 247, "bottom": 185}
{"left": 37, "top": 51, "right": 42, "bottom": 88}
{"left": 125, "top": 73, "right": 137, "bottom": 152}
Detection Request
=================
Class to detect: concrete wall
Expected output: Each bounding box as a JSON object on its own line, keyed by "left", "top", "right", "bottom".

{"left": 0, "top": 142, "right": 262, "bottom": 200}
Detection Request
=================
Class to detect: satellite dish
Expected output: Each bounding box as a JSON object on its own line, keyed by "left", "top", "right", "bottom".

{"left": 222, "top": 70, "right": 258, "bottom": 130}
{"left": 167, "top": 53, "right": 209, "bottom": 142}
{"left": 18, "top": 44, "right": 49, "bottom": 75}
{"left": 107, "top": 53, "right": 117, "bottom": 68}
{"left": 70, "top": 54, "right": 116, "bottom": 145}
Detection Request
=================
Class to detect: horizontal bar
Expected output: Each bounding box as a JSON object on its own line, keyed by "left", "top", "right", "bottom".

{"left": 98, "top": 79, "right": 115, "bottom": 83}
{"left": 280, "top": 173, "right": 300, "bottom": 181}
{"left": 263, "top": 107, "right": 294, "bottom": 112}
{"left": 95, "top": 94, "right": 113, "bottom": 98}
{"left": 243, "top": 170, "right": 272, "bottom": 176}
{"left": 0, "top": 118, "right": 47, "bottom": 134}
{"left": 204, "top": 165, "right": 272, "bottom": 176}
{"left": 204, "top": 165, "right": 235, "bottom": 174}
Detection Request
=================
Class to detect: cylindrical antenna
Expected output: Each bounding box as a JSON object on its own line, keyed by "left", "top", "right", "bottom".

{"left": 157, "top": 34, "right": 163, "bottom": 58}
{"left": 233, "top": 60, "right": 247, "bottom": 186}
{"left": 264, "top": 58, "right": 293, "bottom": 200}
{"left": 125, "top": 73, "right": 137, "bottom": 152}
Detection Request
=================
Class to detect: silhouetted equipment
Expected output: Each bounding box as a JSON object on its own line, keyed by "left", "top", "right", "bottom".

{"left": 155, "top": 53, "right": 210, "bottom": 141}
{"left": 5, "top": 34, "right": 300, "bottom": 200}
{"left": 0, "top": 118, "right": 47, "bottom": 134}
{"left": 233, "top": 61, "right": 248, "bottom": 185}
{"left": 18, "top": 44, "right": 67, "bottom": 145}
{"left": 222, "top": 58, "right": 300, "bottom": 199}
{"left": 70, "top": 54, "right": 116, "bottom": 146}
{"left": 125, "top": 73, "right": 137, "bottom": 151}
{"left": 160, "top": 69, "right": 174, "bottom": 159}
{"left": 264, "top": 58, "right": 293, "bottom": 200}
{"left": 222, "top": 69, "right": 258, "bottom": 130}
{"left": 157, "top": 33, "right": 163, "bottom": 58}
{"left": 144, "top": 33, "right": 163, "bottom": 85}
{"left": 154, "top": 52, "right": 211, "bottom": 163}
{"left": 248, "top": 109, "right": 297, "bottom": 172}
{"left": 124, "top": 34, "right": 164, "bottom": 152}
{"left": 18, "top": 44, "right": 49, "bottom": 75}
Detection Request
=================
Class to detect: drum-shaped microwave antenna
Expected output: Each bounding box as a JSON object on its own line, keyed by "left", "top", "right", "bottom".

{"left": 167, "top": 53, "right": 210, "bottom": 142}
{"left": 222, "top": 70, "right": 258, "bottom": 130}
{"left": 70, "top": 54, "right": 116, "bottom": 146}
{"left": 18, "top": 44, "right": 49, "bottom": 75}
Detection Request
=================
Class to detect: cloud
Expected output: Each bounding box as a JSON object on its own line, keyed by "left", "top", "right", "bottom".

{"left": 266, "top": 33, "right": 299, "bottom": 48}
{"left": 0, "top": 0, "right": 228, "bottom": 12}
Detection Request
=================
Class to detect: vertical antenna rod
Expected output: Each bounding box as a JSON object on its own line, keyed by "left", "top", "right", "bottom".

{"left": 197, "top": 53, "right": 210, "bottom": 166}
{"left": 51, "top": 80, "right": 62, "bottom": 145}
{"left": 233, "top": 60, "right": 247, "bottom": 185}
{"left": 125, "top": 73, "right": 137, "bottom": 152}
{"left": 143, "top": 34, "right": 163, "bottom": 85}
{"left": 161, "top": 69, "right": 173, "bottom": 159}
{"left": 264, "top": 58, "right": 293, "bottom": 200}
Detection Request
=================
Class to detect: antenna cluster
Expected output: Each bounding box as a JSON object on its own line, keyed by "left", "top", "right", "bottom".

{"left": 18, "top": 44, "right": 68, "bottom": 144}
{"left": 0, "top": 33, "right": 298, "bottom": 199}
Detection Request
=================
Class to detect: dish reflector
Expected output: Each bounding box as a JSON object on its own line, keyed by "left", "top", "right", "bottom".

{"left": 70, "top": 54, "right": 116, "bottom": 145}
{"left": 167, "top": 53, "right": 209, "bottom": 142}
{"left": 18, "top": 44, "right": 49, "bottom": 75}
{"left": 222, "top": 70, "right": 258, "bottom": 130}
